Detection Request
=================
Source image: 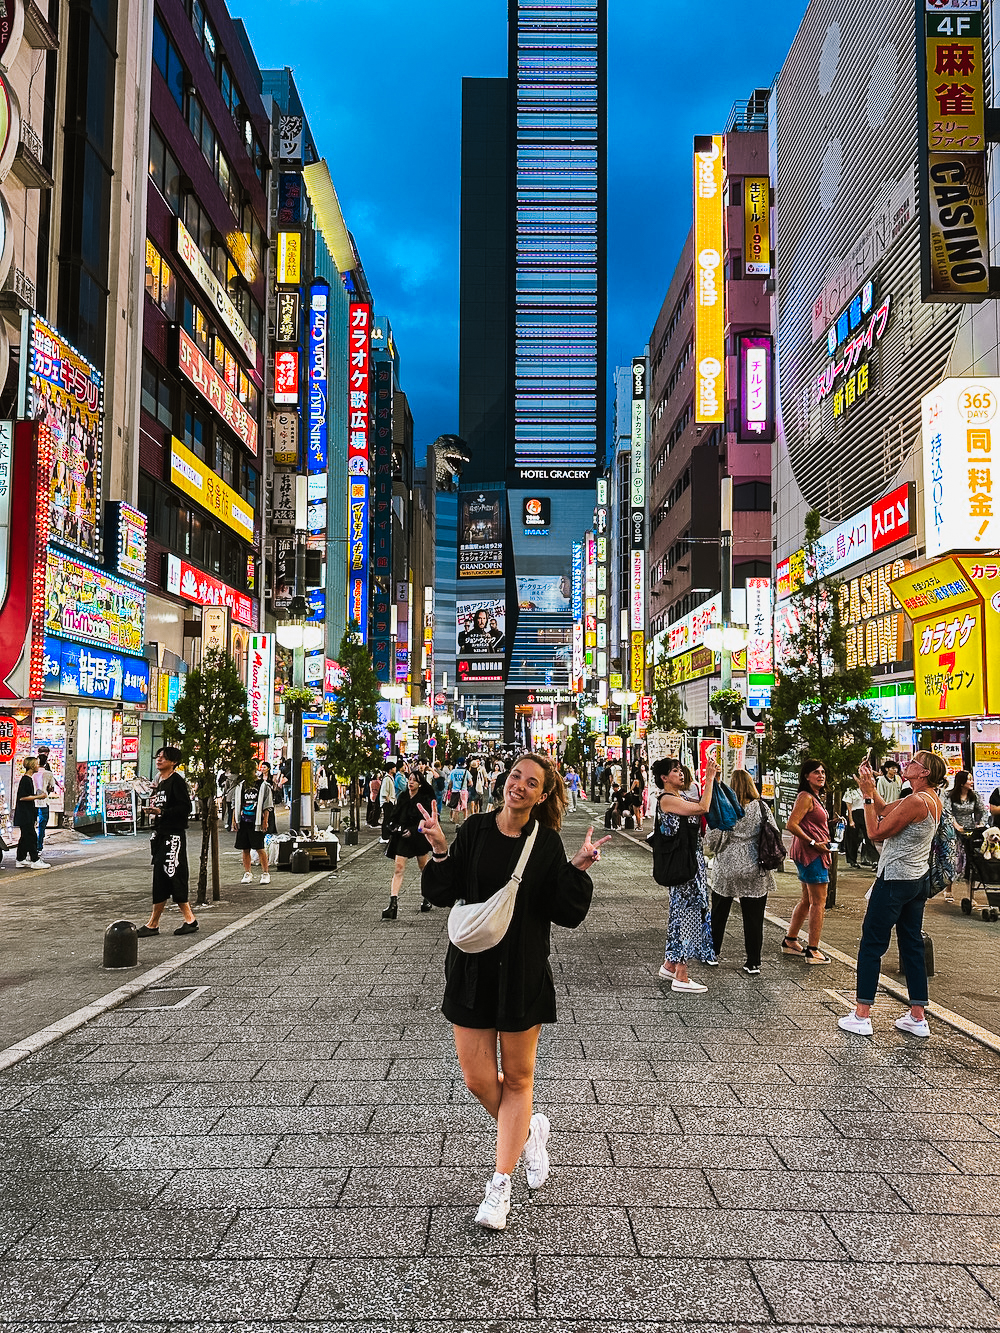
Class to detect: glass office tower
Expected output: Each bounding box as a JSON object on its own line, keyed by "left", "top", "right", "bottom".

{"left": 512, "top": 0, "right": 606, "bottom": 476}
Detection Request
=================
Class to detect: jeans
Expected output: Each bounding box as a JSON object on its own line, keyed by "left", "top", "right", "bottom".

{"left": 856, "top": 874, "right": 929, "bottom": 1006}
{"left": 36, "top": 806, "right": 50, "bottom": 851}
{"left": 710, "top": 893, "right": 767, "bottom": 968}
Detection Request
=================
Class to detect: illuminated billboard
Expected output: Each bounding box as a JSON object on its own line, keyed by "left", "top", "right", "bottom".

{"left": 23, "top": 314, "right": 104, "bottom": 558}
{"left": 44, "top": 550, "right": 145, "bottom": 654}
{"left": 178, "top": 327, "right": 258, "bottom": 456}
{"left": 459, "top": 493, "right": 505, "bottom": 577}
{"left": 273, "top": 350, "right": 299, "bottom": 406}
{"left": 922, "top": 377, "right": 998, "bottom": 555}
{"left": 169, "top": 436, "right": 255, "bottom": 544}
{"left": 738, "top": 335, "right": 774, "bottom": 442}
{"left": 308, "top": 282, "right": 328, "bottom": 471}
{"left": 693, "top": 135, "right": 724, "bottom": 424}
{"left": 743, "top": 176, "right": 770, "bottom": 276}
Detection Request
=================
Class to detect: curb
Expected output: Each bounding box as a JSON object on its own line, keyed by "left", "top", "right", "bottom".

{"left": 614, "top": 826, "right": 1000, "bottom": 1056}
{"left": 0, "top": 839, "right": 379, "bottom": 1075}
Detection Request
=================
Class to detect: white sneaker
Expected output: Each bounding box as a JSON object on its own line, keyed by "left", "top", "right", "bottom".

{"left": 705, "top": 959, "right": 720, "bottom": 967}
{"left": 241, "top": 871, "right": 253, "bottom": 883}
{"left": 474, "top": 1172, "right": 511, "bottom": 1230}
{"left": 671, "top": 978, "right": 708, "bottom": 993}
{"left": 15, "top": 860, "right": 28, "bottom": 867}
{"left": 259, "top": 873, "right": 270, "bottom": 884}
{"left": 28, "top": 860, "right": 50, "bottom": 870}
{"left": 522, "top": 1113, "right": 550, "bottom": 1190}
{"left": 895, "top": 1011, "right": 930, "bottom": 1038}
{"left": 838, "top": 1009, "right": 873, "bottom": 1036}
{"left": 658, "top": 963, "right": 677, "bottom": 980}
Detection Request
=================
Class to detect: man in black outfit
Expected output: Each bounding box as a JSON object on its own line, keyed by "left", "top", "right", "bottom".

{"left": 137, "top": 746, "right": 197, "bottom": 937}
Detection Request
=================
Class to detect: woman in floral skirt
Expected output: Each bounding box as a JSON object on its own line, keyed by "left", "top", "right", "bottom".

{"left": 652, "top": 753, "right": 719, "bottom": 993}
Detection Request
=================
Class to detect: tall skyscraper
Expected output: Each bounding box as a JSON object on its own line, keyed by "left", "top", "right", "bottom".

{"left": 456, "top": 0, "right": 606, "bottom": 741}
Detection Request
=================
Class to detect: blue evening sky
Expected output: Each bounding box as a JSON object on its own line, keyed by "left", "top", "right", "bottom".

{"left": 237, "top": 1, "right": 806, "bottom": 460}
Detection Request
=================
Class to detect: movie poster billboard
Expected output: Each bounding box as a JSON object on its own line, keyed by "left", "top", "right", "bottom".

{"left": 516, "top": 575, "right": 571, "bottom": 614}
{"left": 458, "top": 493, "right": 504, "bottom": 578}
{"left": 456, "top": 597, "right": 506, "bottom": 655}
{"left": 22, "top": 313, "right": 104, "bottom": 558}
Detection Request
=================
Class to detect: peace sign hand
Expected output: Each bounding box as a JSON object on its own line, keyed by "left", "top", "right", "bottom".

{"left": 572, "top": 825, "right": 612, "bottom": 870}
{"left": 417, "top": 803, "right": 447, "bottom": 855}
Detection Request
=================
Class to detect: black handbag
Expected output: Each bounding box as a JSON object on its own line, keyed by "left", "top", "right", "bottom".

{"left": 756, "top": 799, "right": 785, "bottom": 871}
{"left": 649, "top": 816, "right": 698, "bottom": 886}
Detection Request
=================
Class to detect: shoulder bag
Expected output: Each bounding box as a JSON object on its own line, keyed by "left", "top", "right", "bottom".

{"left": 707, "top": 780, "right": 743, "bottom": 831}
{"left": 648, "top": 812, "right": 698, "bottom": 887}
{"left": 448, "top": 824, "right": 538, "bottom": 953}
{"left": 756, "top": 799, "right": 786, "bottom": 871}
{"left": 927, "top": 796, "right": 955, "bottom": 897}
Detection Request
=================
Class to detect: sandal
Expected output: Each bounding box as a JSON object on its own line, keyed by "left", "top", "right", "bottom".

{"left": 781, "top": 936, "right": 804, "bottom": 955}
{"left": 803, "top": 946, "right": 829, "bottom": 965}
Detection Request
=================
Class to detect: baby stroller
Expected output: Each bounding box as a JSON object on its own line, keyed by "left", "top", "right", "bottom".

{"left": 960, "top": 829, "right": 1000, "bottom": 920}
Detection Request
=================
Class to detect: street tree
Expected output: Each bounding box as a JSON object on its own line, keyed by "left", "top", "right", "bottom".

{"left": 324, "top": 621, "right": 385, "bottom": 835}
{"left": 765, "top": 508, "right": 887, "bottom": 833}
{"left": 653, "top": 648, "right": 687, "bottom": 732}
{"left": 164, "top": 647, "right": 258, "bottom": 904}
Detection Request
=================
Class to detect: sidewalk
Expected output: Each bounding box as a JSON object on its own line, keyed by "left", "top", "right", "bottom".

{"left": 1, "top": 806, "right": 998, "bottom": 1328}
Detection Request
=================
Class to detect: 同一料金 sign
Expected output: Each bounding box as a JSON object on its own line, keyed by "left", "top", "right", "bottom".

{"left": 922, "top": 377, "right": 997, "bottom": 555}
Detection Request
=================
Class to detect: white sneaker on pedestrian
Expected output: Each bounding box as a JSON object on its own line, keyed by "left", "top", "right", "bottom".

{"left": 240, "top": 871, "right": 253, "bottom": 883}
{"left": 522, "top": 1113, "right": 550, "bottom": 1190}
{"left": 895, "top": 1011, "right": 930, "bottom": 1038}
{"left": 838, "top": 1009, "right": 873, "bottom": 1036}
{"left": 671, "top": 978, "right": 708, "bottom": 993}
{"left": 14, "top": 859, "right": 28, "bottom": 867}
{"left": 28, "top": 860, "right": 50, "bottom": 870}
{"left": 259, "top": 873, "right": 270, "bottom": 884}
{"left": 705, "top": 959, "right": 720, "bottom": 967}
{"left": 474, "top": 1172, "right": 511, "bottom": 1230}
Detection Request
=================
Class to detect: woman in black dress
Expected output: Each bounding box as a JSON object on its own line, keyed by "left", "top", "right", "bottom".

{"left": 380, "top": 771, "right": 436, "bottom": 919}
{"left": 419, "top": 753, "right": 609, "bottom": 1231}
{"left": 14, "top": 756, "right": 49, "bottom": 868}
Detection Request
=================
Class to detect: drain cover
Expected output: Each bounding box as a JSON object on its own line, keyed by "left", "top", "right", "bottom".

{"left": 124, "top": 985, "right": 210, "bottom": 1011}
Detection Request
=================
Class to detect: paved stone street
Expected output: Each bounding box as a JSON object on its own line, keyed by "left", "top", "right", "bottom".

{"left": 2, "top": 805, "right": 999, "bottom": 1329}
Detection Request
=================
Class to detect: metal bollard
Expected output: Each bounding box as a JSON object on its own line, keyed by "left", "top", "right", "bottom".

{"left": 896, "top": 930, "right": 934, "bottom": 979}
{"left": 103, "top": 920, "right": 138, "bottom": 969}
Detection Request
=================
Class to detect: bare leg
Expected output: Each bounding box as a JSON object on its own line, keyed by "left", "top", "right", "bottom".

{"left": 496, "top": 1027, "right": 541, "bottom": 1176}
{"left": 389, "top": 855, "right": 406, "bottom": 899}
{"left": 805, "top": 884, "right": 827, "bottom": 956}
{"left": 787, "top": 885, "right": 810, "bottom": 940}
{"left": 454, "top": 1025, "right": 503, "bottom": 1120}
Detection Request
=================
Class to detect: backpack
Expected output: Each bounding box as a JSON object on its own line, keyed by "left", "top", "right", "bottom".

{"left": 928, "top": 805, "right": 956, "bottom": 897}
{"left": 755, "top": 799, "right": 785, "bottom": 870}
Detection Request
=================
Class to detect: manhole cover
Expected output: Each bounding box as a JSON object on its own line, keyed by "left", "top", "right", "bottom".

{"left": 124, "top": 986, "right": 210, "bottom": 1011}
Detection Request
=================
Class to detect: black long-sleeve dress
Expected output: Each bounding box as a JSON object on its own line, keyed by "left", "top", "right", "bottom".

{"left": 421, "top": 811, "right": 594, "bottom": 1031}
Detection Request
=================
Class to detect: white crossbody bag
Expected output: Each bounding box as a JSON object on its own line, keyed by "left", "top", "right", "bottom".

{"left": 447, "top": 824, "right": 538, "bottom": 954}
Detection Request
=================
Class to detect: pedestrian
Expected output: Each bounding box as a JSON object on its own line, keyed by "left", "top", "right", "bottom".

{"left": 841, "top": 782, "right": 864, "bottom": 868}
{"left": 418, "top": 752, "right": 609, "bottom": 1230}
{"left": 466, "top": 758, "right": 487, "bottom": 814}
{"left": 653, "top": 754, "right": 718, "bottom": 992}
{"left": 705, "top": 770, "right": 779, "bottom": 975}
{"left": 33, "top": 746, "right": 59, "bottom": 855}
{"left": 380, "top": 770, "right": 437, "bottom": 918}
{"left": 989, "top": 783, "right": 1000, "bottom": 828}
{"left": 565, "top": 766, "right": 580, "bottom": 811}
{"left": 447, "top": 757, "right": 468, "bottom": 823}
{"left": 947, "top": 769, "right": 986, "bottom": 889}
{"left": 232, "top": 760, "right": 274, "bottom": 885}
{"left": 137, "top": 747, "right": 197, "bottom": 937}
{"left": 625, "top": 777, "right": 644, "bottom": 830}
{"left": 599, "top": 761, "right": 611, "bottom": 803}
{"left": 606, "top": 781, "right": 624, "bottom": 828}
{"left": 782, "top": 759, "right": 833, "bottom": 964}
{"left": 379, "top": 763, "right": 397, "bottom": 842}
{"left": 14, "top": 757, "right": 50, "bottom": 868}
{"left": 876, "top": 760, "right": 902, "bottom": 805}
{"left": 392, "top": 758, "right": 409, "bottom": 800}
{"left": 220, "top": 769, "right": 238, "bottom": 832}
{"left": 838, "top": 751, "right": 947, "bottom": 1037}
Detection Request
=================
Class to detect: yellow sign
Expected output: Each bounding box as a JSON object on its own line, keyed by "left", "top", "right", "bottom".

{"left": 890, "top": 554, "right": 999, "bottom": 720}
{"left": 694, "top": 135, "right": 724, "bottom": 423}
{"left": 631, "top": 631, "right": 645, "bottom": 693}
{"left": 668, "top": 645, "right": 716, "bottom": 686}
{"left": 169, "top": 437, "right": 255, "bottom": 543}
{"left": 743, "top": 177, "right": 770, "bottom": 276}
{"left": 926, "top": 35, "right": 984, "bottom": 153}
{"left": 609, "top": 673, "right": 623, "bottom": 690}
{"left": 276, "top": 232, "right": 301, "bottom": 285}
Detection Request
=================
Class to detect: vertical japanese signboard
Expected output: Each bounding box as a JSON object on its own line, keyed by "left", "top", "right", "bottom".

{"left": 918, "top": 0, "right": 990, "bottom": 301}
{"left": 348, "top": 304, "right": 371, "bottom": 641}
{"left": 246, "top": 633, "right": 274, "bottom": 735}
{"left": 743, "top": 176, "right": 770, "bottom": 276}
{"left": 307, "top": 281, "right": 328, "bottom": 472}
{"left": 694, "top": 135, "right": 724, "bottom": 422}
{"left": 922, "top": 377, "right": 997, "bottom": 555}
{"left": 738, "top": 335, "right": 775, "bottom": 442}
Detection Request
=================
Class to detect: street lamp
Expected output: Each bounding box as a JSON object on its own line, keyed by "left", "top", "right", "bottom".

{"left": 611, "top": 689, "right": 638, "bottom": 766}
{"left": 275, "top": 595, "right": 324, "bottom": 833}
{"left": 702, "top": 623, "right": 748, "bottom": 690}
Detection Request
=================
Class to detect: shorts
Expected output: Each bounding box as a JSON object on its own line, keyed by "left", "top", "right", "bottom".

{"left": 235, "top": 823, "right": 266, "bottom": 851}
{"left": 795, "top": 855, "right": 829, "bottom": 885}
{"left": 151, "top": 832, "right": 189, "bottom": 904}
